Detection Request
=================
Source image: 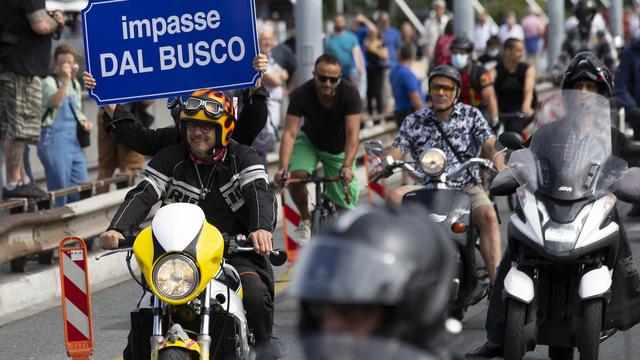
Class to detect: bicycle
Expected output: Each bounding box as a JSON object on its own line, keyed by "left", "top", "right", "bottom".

{"left": 283, "top": 168, "right": 351, "bottom": 236}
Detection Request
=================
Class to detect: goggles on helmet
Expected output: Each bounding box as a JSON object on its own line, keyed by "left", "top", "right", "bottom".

{"left": 167, "top": 96, "right": 189, "bottom": 110}
{"left": 183, "top": 97, "right": 229, "bottom": 119}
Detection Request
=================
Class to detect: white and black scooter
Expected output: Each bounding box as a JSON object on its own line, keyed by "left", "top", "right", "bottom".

{"left": 365, "top": 141, "right": 494, "bottom": 320}
{"left": 490, "top": 90, "right": 640, "bottom": 360}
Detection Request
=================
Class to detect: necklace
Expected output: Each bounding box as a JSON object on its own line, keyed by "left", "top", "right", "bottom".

{"left": 193, "top": 162, "right": 216, "bottom": 200}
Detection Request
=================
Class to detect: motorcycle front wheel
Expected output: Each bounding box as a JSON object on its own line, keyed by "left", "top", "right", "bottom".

{"left": 504, "top": 299, "right": 526, "bottom": 360}
{"left": 578, "top": 299, "right": 603, "bottom": 360}
{"left": 159, "top": 348, "right": 196, "bottom": 360}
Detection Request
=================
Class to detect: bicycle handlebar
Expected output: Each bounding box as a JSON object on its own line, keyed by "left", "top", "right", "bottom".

{"left": 284, "top": 175, "right": 351, "bottom": 205}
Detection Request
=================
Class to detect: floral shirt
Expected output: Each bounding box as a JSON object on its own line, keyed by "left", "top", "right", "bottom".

{"left": 392, "top": 103, "right": 494, "bottom": 188}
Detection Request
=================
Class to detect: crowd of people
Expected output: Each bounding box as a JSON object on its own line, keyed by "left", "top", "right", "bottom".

{"left": 6, "top": 0, "right": 640, "bottom": 359}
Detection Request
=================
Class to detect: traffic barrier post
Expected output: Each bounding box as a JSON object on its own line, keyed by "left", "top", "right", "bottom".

{"left": 59, "top": 237, "right": 94, "bottom": 360}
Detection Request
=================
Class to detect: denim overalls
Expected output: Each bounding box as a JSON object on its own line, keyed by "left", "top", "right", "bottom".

{"left": 37, "top": 91, "right": 89, "bottom": 207}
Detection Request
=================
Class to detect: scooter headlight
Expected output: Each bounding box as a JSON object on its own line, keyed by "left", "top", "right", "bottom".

{"left": 153, "top": 254, "right": 199, "bottom": 300}
{"left": 419, "top": 148, "right": 447, "bottom": 176}
{"left": 544, "top": 225, "right": 580, "bottom": 252}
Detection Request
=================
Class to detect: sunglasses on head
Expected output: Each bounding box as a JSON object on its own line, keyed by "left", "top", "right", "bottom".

{"left": 315, "top": 73, "right": 341, "bottom": 84}
{"left": 183, "top": 97, "right": 228, "bottom": 119}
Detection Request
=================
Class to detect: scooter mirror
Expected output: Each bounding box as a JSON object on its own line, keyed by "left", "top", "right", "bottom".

{"left": 620, "top": 140, "right": 640, "bottom": 157}
{"left": 364, "top": 140, "right": 385, "bottom": 158}
{"left": 269, "top": 249, "right": 288, "bottom": 266}
{"left": 490, "top": 170, "right": 519, "bottom": 196}
{"left": 613, "top": 167, "right": 640, "bottom": 203}
{"left": 498, "top": 132, "right": 525, "bottom": 150}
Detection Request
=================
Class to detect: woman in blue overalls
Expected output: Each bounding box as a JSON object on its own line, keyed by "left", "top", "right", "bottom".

{"left": 38, "top": 44, "right": 92, "bottom": 207}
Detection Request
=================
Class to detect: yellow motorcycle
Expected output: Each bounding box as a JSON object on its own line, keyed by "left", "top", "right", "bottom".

{"left": 98, "top": 203, "right": 287, "bottom": 359}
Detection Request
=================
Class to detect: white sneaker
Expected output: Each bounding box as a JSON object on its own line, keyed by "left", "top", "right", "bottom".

{"left": 294, "top": 219, "right": 312, "bottom": 246}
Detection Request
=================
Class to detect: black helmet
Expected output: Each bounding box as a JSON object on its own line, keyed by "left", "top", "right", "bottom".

{"left": 428, "top": 64, "right": 461, "bottom": 88}
{"left": 574, "top": 0, "right": 597, "bottom": 24}
{"left": 561, "top": 51, "right": 612, "bottom": 97}
{"left": 290, "top": 204, "right": 456, "bottom": 350}
{"left": 449, "top": 35, "right": 474, "bottom": 52}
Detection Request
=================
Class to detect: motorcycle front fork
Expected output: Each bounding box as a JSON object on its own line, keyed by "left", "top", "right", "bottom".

{"left": 149, "top": 284, "right": 213, "bottom": 360}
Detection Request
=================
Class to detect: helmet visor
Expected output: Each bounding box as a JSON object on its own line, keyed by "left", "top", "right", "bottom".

{"left": 288, "top": 238, "right": 414, "bottom": 304}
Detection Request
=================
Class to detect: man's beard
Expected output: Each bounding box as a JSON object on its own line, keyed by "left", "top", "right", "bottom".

{"left": 190, "top": 143, "right": 213, "bottom": 159}
{"left": 318, "top": 86, "right": 336, "bottom": 97}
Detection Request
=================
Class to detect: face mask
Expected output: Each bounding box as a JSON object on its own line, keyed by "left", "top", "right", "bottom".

{"left": 487, "top": 49, "right": 499, "bottom": 57}
{"left": 451, "top": 53, "right": 469, "bottom": 69}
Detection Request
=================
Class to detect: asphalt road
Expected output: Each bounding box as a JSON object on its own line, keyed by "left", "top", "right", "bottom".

{"left": 3, "top": 198, "right": 640, "bottom": 359}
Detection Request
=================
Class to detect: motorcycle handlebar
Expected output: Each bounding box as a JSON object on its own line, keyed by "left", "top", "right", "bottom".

{"left": 223, "top": 234, "right": 288, "bottom": 266}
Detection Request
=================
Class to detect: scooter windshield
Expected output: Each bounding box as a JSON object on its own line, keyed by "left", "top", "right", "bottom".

{"left": 514, "top": 90, "right": 624, "bottom": 200}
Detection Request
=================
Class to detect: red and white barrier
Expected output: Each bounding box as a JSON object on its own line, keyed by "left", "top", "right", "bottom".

{"left": 281, "top": 183, "right": 317, "bottom": 262}
{"left": 59, "top": 237, "right": 93, "bottom": 360}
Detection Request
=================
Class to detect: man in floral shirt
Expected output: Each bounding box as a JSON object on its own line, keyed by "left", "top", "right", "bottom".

{"left": 385, "top": 65, "right": 504, "bottom": 281}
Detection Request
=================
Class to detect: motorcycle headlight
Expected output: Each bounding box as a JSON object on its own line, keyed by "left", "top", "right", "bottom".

{"left": 152, "top": 254, "right": 199, "bottom": 300}
{"left": 419, "top": 148, "right": 447, "bottom": 176}
{"left": 544, "top": 225, "right": 580, "bottom": 252}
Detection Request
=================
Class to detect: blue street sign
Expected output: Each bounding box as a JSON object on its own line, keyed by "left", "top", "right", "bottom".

{"left": 82, "top": 0, "right": 260, "bottom": 104}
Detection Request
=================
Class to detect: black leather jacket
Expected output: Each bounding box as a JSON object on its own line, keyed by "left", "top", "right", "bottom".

{"left": 108, "top": 140, "right": 277, "bottom": 237}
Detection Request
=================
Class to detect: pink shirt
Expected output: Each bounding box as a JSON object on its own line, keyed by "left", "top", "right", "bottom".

{"left": 521, "top": 15, "right": 543, "bottom": 38}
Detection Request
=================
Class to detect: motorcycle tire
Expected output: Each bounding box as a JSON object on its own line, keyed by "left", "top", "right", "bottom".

{"left": 504, "top": 299, "right": 526, "bottom": 360}
{"left": 549, "top": 346, "right": 574, "bottom": 360}
{"left": 159, "top": 348, "right": 196, "bottom": 360}
{"left": 578, "top": 299, "right": 603, "bottom": 360}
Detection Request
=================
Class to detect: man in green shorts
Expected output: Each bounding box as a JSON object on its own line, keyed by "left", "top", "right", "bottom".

{"left": 275, "top": 54, "right": 362, "bottom": 245}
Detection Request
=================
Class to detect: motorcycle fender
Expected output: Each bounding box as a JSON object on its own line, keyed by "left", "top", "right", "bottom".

{"left": 158, "top": 338, "right": 201, "bottom": 353}
{"left": 578, "top": 266, "right": 612, "bottom": 300}
{"left": 504, "top": 266, "right": 534, "bottom": 303}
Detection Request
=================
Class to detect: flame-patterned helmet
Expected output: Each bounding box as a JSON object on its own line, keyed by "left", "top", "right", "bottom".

{"left": 180, "top": 89, "right": 236, "bottom": 147}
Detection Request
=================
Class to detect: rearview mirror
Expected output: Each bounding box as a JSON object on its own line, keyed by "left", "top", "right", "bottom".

{"left": 364, "top": 140, "right": 385, "bottom": 158}
{"left": 613, "top": 168, "right": 640, "bottom": 203}
{"left": 498, "top": 132, "right": 525, "bottom": 150}
{"left": 621, "top": 140, "right": 640, "bottom": 157}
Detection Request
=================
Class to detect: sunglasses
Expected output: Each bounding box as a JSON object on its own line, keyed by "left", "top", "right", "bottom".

{"left": 430, "top": 84, "right": 456, "bottom": 94}
{"left": 185, "top": 122, "right": 214, "bottom": 134}
{"left": 183, "top": 97, "right": 228, "bottom": 119}
{"left": 315, "top": 73, "right": 340, "bottom": 84}
{"left": 166, "top": 96, "right": 189, "bottom": 109}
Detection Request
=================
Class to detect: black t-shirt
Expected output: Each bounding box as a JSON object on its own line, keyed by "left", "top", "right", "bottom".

{"left": 494, "top": 61, "right": 537, "bottom": 114}
{"left": 287, "top": 79, "right": 362, "bottom": 154}
{"left": 0, "top": 0, "right": 52, "bottom": 76}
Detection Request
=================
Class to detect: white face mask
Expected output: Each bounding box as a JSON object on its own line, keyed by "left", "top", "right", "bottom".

{"left": 487, "top": 49, "right": 499, "bottom": 57}
{"left": 451, "top": 53, "right": 469, "bottom": 69}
